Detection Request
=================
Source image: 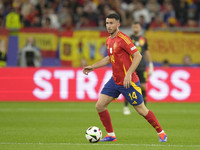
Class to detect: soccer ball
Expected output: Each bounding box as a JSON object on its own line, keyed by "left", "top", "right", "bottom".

{"left": 85, "top": 126, "right": 102, "bottom": 143}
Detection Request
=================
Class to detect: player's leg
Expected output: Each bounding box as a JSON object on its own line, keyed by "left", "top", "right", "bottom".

{"left": 97, "top": 94, "right": 117, "bottom": 142}
{"left": 97, "top": 78, "right": 120, "bottom": 142}
{"left": 123, "top": 99, "right": 131, "bottom": 115}
{"left": 120, "top": 81, "right": 167, "bottom": 142}
{"left": 133, "top": 103, "right": 167, "bottom": 142}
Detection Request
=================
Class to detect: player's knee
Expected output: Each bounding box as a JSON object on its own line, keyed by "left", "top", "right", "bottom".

{"left": 137, "top": 110, "right": 145, "bottom": 116}
{"left": 95, "top": 103, "right": 105, "bottom": 112}
{"left": 137, "top": 108, "right": 149, "bottom": 116}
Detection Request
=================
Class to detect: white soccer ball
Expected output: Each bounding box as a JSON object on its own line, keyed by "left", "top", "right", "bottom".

{"left": 85, "top": 126, "right": 102, "bottom": 143}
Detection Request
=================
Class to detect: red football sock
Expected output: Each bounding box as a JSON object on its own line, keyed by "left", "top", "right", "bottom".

{"left": 144, "top": 110, "right": 163, "bottom": 133}
{"left": 98, "top": 109, "right": 114, "bottom": 133}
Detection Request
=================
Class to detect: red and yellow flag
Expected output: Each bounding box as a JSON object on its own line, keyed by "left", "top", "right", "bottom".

{"left": 18, "top": 28, "right": 59, "bottom": 57}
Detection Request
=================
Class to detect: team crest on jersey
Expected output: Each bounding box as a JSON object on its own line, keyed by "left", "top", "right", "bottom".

{"left": 139, "top": 37, "right": 146, "bottom": 46}
{"left": 113, "top": 42, "right": 117, "bottom": 51}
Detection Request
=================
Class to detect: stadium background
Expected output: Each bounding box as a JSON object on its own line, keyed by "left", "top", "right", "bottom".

{"left": 0, "top": 1, "right": 200, "bottom": 149}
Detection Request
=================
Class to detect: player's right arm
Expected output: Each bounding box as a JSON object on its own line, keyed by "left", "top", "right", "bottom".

{"left": 83, "top": 56, "right": 110, "bottom": 75}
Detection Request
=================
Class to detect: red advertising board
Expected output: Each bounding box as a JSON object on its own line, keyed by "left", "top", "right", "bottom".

{"left": 147, "top": 68, "right": 200, "bottom": 102}
{"left": 0, "top": 67, "right": 123, "bottom": 101}
{"left": 0, "top": 67, "right": 199, "bottom": 102}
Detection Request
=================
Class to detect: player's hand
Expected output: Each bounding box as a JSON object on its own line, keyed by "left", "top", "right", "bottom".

{"left": 148, "top": 62, "right": 154, "bottom": 76}
{"left": 123, "top": 73, "right": 132, "bottom": 89}
{"left": 83, "top": 66, "right": 94, "bottom": 75}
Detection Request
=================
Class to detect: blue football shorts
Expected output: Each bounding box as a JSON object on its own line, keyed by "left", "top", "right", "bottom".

{"left": 101, "top": 77, "right": 143, "bottom": 106}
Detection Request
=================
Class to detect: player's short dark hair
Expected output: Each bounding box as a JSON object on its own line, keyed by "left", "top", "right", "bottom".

{"left": 132, "top": 21, "right": 141, "bottom": 27}
{"left": 106, "top": 13, "right": 120, "bottom": 21}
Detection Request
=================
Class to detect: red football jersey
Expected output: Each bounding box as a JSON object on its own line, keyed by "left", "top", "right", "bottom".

{"left": 106, "top": 31, "right": 139, "bottom": 85}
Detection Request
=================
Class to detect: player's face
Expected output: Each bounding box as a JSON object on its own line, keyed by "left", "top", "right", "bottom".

{"left": 106, "top": 18, "right": 120, "bottom": 35}
{"left": 132, "top": 24, "right": 141, "bottom": 33}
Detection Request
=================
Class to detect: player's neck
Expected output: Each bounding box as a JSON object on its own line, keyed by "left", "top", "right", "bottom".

{"left": 133, "top": 32, "right": 140, "bottom": 37}
{"left": 133, "top": 33, "right": 140, "bottom": 37}
{"left": 110, "top": 29, "right": 119, "bottom": 39}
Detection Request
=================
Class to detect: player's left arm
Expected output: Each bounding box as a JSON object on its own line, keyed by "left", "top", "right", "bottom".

{"left": 124, "top": 51, "right": 142, "bottom": 88}
{"left": 144, "top": 39, "right": 153, "bottom": 76}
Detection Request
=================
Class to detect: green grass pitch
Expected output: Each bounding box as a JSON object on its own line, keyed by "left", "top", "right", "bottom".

{"left": 0, "top": 102, "right": 200, "bottom": 150}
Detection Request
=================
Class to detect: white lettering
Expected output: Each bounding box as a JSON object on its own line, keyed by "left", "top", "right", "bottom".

{"left": 148, "top": 70, "right": 169, "bottom": 100}
{"left": 33, "top": 69, "right": 53, "bottom": 99}
{"left": 54, "top": 70, "right": 75, "bottom": 99}
{"left": 170, "top": 70, "right": 191, "bottom": 100}
{"left": 76, "top": 70, "right": 98, "bottom": 99}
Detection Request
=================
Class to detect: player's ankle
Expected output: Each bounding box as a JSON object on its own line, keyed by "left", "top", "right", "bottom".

{"left": 157, "top": 130, "right": 165, "bottom": 135}
{"left": 107, "top": 132, "right": 115, "bottom": 137}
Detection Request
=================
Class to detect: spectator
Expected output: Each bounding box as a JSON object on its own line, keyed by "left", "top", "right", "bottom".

{"left": 132, "top": 2, "right": 151, "bottom": 27}
{"left": 43, "top": 17, "right": 52, "bottom": 28}
{"left": 149, "top": 13, "right": 166, "bottom": 29}
{"left": 112, "top": 0, "right": 127, "bottom": 27}
{"left": 35, "top": 0, "right": 48, "bottom": 16}
{"left": 83, "top": 0, "right": 97, "bottom": 13}
{"left": 26, "top": 36, "right": 40, "bottom": 51}
{"left": 85, "top": 2, "right": 99, "bottom": 26}
{"left": 127, "top": 0, "right": 137, "bottom": 13}
{"left": 168, "top": 17, "right": 181, "bottom": 27}
{"left": 183, "top": 55, "right": 197, "bottom": 67}
{"left": 198, "top": 12, "right": 200, "bottom": 26}
{"left": 58, "top": 6, "right": 69, "bottom": 24}
{"left": 61, "top": 15, "right": 74, "bottom": 31}
{"left": 146, "top": 0, "right": 161, "bottom": 21}
{"left": 187, "top": 4, "right": 198, "bottom": 21}
{"left": 175, "top": 0, "right": 188, "bottom": 25}
{"left": 22, "top": 3, "right": 39, "bottom": 26}
{"left": 195, "top": 0, "right": 200, "bottom": 12}
{"left": 160, "top": 0, "right": 172, "bottom": 12}
{"left": 163, "top": 2, "right": 176, "bottom": 25}
{"left": 102, "top": 5, "right": 113, "bottom": 20}
{"left": 138, "top": 15, "right": 149, "bottom": 30}
{"left": 162, "top": 60, "right": 170, "bottom": 67}
{"left": 97, "top": 0, "right": 111, "bottom": 15}
{"left": 74, "top": 5, "right": 84, "bottom": 24}
{"left": 184, "top": 18, "right": 198, "bottom": 33}
{"left": 76, "top": 12, "right": 97, "bottom": 28}
{"left": 47, "top": 7, "right": 60, "bottom": 28}
{"left": 0, "top": 15, "right": 4, "bottom": 27}
{"left": 17, "top": 37, "right": 42, "bottom": 67}
{"left": 67, "top": 0, "right": 80, "bottom": 14}
{"left": 31, "top": 15, "right": 42, "bottom": 27}
{"left": 0, "top": 0, "right": 4, "bottom": 16}
{"left": 0, "top": 40, "right": 7, "bottom": 67}
{"left": 184, "top": 18, "right": 198, "bottom": 27}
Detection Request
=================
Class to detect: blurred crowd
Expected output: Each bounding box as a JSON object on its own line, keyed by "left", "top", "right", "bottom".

{"left": 0, "top": 0, "right": 200, "bottom": 31}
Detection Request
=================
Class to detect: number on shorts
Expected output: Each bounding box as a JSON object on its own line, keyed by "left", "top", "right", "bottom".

{"left": 129, "top": 91, "right": 137, "bottom": 100}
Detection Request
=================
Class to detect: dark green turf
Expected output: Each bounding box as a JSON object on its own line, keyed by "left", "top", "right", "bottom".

{"left": 0, "top": 102, "right": 199, "bottom": 150}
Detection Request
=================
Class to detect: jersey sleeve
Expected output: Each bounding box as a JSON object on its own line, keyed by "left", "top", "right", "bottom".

{"left": 121, "top": 36, "right": 138, "bottom": 55}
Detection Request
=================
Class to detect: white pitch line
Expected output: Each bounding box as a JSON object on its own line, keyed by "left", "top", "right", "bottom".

{"left": 0, "top": 143, "right": 200, "bottom": 148}
{"left": 0, "top": 108, "right": 200, "bottom": 114}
